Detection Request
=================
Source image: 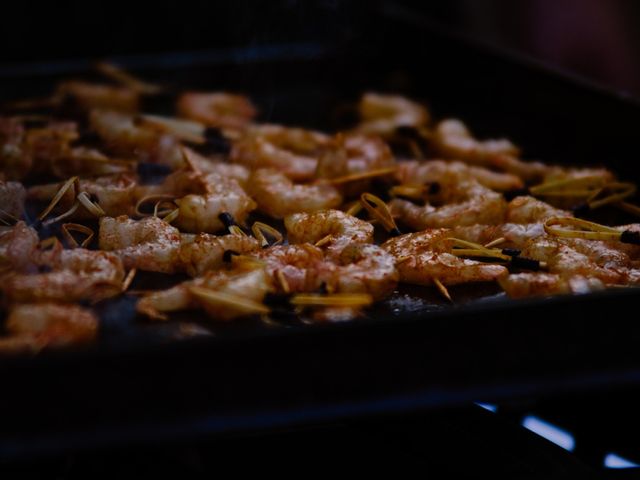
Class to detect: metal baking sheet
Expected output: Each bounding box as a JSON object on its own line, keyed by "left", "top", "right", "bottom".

{"left": 1, "top": 4, "right": 640, "bottom": 458}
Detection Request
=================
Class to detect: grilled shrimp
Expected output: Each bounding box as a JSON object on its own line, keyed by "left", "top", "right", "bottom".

{"left": 390, "top": 174, "right": 506, "bottom": 229}
{"left": 0, "top": 180, "right": 26, "bottom": 220}
{"left": 432, "top": 119, "right": 547, "bottom": 181}
{"left": 248, "top": 169, "right": 342, "bottom": 219}
{"left": 325, "top": 243, "right": 398, "bottom": 299}
{"left": 99, "top": 215, "right": 181, "bottom": 273}
{"left": 356, "top": 93, "right": 430, "bottom": 138}
{"left": 5, "top": 248, "right": 125, "bottom": 303}
{"left": 231, "top": 125, "right": 330, "bottom": 181}
{"left": 499, "top": 273, "right": 605, "bottom": 298}
{"left": 29, "top": 173, "right": 139, "bottom": 218}
{"left": 137, "top": 266, "right": 271, "bottom": 321}
{"left": 382, "top": 229, "right": 508, "bottom": 286}
{"left": 506, "top": 196, "right": 573, "bottom": 223}
{"left": 90, "top": 110, "right": 184, "bottom": 168}
{"left": 0, "top": 117, "right": 29, "bottom": 180}
{"left": 316, "top": 134, "right": 395, "bottom": 179}
{"left": 395, "top": 159, "right": 524, "bottom": 192}
{"left": 180, "top": 148, "right": 251, "bottom": 186}
{"left": 0, "top": 303, "right": 98, "bottom": 352}
{"left": 0, "top": 221, "right": 39, "bottom": 274}
{"left": 177, "top": 92, "right": 256, "bottom": 130}
{"left": 174, "top": 177, "right": 256, "bottom": 233}
{"left": 137, "top": 168, "right": 256, "bottom": 233}
{"left": 99, "top": 215, "right": 259, "bottom": 275}
{"left": 521, "top": 236, "right": 629, "bottom": 284}
{"left": 55, "top": 80, "right": 140, "bottom": 113}
{"left": 1, "top": 118, "right": 81, "bottom": 180}
{"left": 178, "top": 233, "right": 260, "bottom": 277}
{"left": 254, "top": 244, "right": 326, "bottom": 294}
{"left": 448, "top": 197, "right": 572, "bottom": 246}
{"left": 453, "top": 222, "right": 637, "bottom": 285}
{"left": 254, "top": 242, "right": 398, "bottom": 299}
{"left": 284, "top": 209, "right": 373, "bottom": 255}
{"left": 315, "top": 133, "right": 396, "bottom": 195}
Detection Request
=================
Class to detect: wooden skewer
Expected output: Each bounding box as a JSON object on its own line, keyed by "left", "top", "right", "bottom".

{"left": 433, "top": 278, "right": 452, "bottom": 303}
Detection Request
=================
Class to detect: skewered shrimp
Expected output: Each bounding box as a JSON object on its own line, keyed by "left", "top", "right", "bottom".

{"left": 55, "top": 80, "right": 140, "bottom": 113}
{"left": 0, "top": 118, "right": 81, "bottom": 180}
{"left": 137, "top": 166, "right": 256, "bottom": 233}
{"left": 453, "top": 221, "right": 638, "bottom": 285}
{"left": 231, "top": 125, "right": 330, "bottom": 181}
{"left": 90, "top": 110, "right": 184, "bottom": 168}
{"left": 254, "top": 243, "right": 398, "bottom": 300}
{"left": 447, "top": 196, "right": 572, "bottom": 247}
{"left": 99, "top": 215, "right": 181, "bottom": 273}
{"left": 284, "top": 209, "right": 373, "bottom": 255}
{"left": 395, "top": 159, "right": 524, "bottom": 192}
{"left": 1, "top": 116, "right": 134, "bottom": 180}
{"left": 326, "top": 243, "right": 398, "bottom": 299}
{"left": 390, "top": 173, "right": 507, "bottom": 229}
{"left": 382, "top": 229, "right": 508, "bottom": 286}
{"left": 316, "top": 134, "right": 395, "bottom": 179}
{"left": 520, "top": 236, "right": 630, "bottom": 284}
{"left": 432, "top": 119, "right": 547, "bottom": 181}
{"left": 137, "top": 266, "right": 271, "bottom": 321}
{"left": 0, "top": 221, "right": 39, "bottom": 274}
{"left": 0, "top": 117, "right": 29, "bottom": 180}
{"left": 0, "top": 180, "right": 26, "bottom": 221}
{"left": 0, "top": 303, "right": 98, "bottom": 353}
{"left": 177, "top": 92, "right": 256, "bottom": 130}
{"left": 178, "top": 233, "right": 260, "bottom": 277}
{"left": 180, "top": 148, "right": 251, "bottom": 186}
{"left": 499, "top": 273, "right": 605, "bottom": 298}
{"left": 52, "top": 147, "right": 136, "bottom": 178}
{"left": 248, "top": 169, "right": 342, "bottom": 219}
{"left": 356, "top": 93, "right": 430, "bottom": 138}
{"left": 174, "top": 176, "right": 256, "bottom": 233}
{"left": 506, "top": 195, "right": 573, "bottom": 223}
{"left": 29, "top": 173, "right": 139, "bottom": 219}
{"left": 5, "top": 248, "right": 125, "bottom": 303}
{"left": 254, "top": 244, "right": 325, "bottom": 294}
{"left": 315, "top": 133, "right": 396, "bottom": 196}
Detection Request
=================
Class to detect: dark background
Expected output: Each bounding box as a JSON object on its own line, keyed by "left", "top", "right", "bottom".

{"left": 3, "top": 0, "right": 640, "bottom": 97}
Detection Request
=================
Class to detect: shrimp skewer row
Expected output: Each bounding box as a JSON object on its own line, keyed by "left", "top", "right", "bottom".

{"left": 394, "top": 159, "right": 524, "bottom": 192}
{"left": 453, "top": 219, "right": 640, "bottom": 293}
{"left": 432, "top": 118, "right": 619, "bottom": 191}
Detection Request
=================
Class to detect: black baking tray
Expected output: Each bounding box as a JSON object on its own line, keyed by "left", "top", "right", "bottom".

{"left": 1, "top": 2, "right": 640, "bottom": 459}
